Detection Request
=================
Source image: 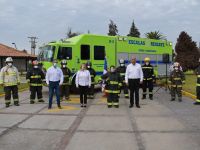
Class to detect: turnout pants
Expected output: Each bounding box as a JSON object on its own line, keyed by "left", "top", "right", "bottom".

{"left": 60, "top": 84, "right": 70, "bottom": 99}
{"left": 79, "top": 85, "right": 88, "bottom": 104}
{"left": 142, "top": 79, "right": 153, "bottom": 98}
{"left": 4, "top": 85, "right": 19, "bottom": 105}
{"left": 171, "top": 86, "right": 182, "bottom": 100}
{"left": 120, "top": 82, "right": 129, "bottom": 97}
{"left": 107, "top": 93, "right": 119, "bottom": 107}
{"left": 88, "top": 84, "right": 95, "bottom": 97}
{"left": 128, "top": 79, "right": 140, "bottom": 106}
{"left": 30, "top": 86, "right": 43, "bottom": 101}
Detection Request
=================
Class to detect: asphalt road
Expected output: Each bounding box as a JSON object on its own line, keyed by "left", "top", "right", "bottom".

{"left": 0, "top": 87, "right": 199, "bottom": 150}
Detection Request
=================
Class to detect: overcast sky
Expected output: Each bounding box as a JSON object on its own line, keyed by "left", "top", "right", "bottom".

{"left": 0, "top": 0, "right": 200, "bottom": 53}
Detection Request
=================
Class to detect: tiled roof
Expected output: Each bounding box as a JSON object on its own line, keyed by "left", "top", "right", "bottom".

{"left": 0, "top": 43, "right": 36, "bottom": 58}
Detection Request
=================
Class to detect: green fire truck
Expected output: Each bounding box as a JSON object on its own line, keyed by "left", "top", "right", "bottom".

{"left": 38, "top": 34, "right": 173, "bottom": 88}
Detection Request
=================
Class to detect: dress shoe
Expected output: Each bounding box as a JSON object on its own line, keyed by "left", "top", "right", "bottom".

{"left": 136, "top": 105, "right": 141, "bottom": 108}
{"left": 129, "top": 104, "right": 133, "bottom": 108}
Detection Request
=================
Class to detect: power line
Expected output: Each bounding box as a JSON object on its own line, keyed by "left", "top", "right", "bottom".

{"left": 28, "top": 36, "right": 38, "bottom": 55}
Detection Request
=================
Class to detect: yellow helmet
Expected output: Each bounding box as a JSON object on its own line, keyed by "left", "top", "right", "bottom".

{"left": 144, "top": 57, "right": 150, "bottom": 62}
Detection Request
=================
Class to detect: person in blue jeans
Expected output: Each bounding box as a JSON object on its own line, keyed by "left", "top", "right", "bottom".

{"left": 46, "top": 60, "right": 63, "bottom": 109}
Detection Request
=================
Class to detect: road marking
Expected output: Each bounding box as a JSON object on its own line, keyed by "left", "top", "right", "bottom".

{"left": 47, "top": 106, "right": 80, "bottom": 112}
{"left": 182, "top": 90, "right": 196, "bottom": 100}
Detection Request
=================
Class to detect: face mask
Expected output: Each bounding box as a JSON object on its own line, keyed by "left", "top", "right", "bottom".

{"left": 34, "top": 65, "right": 38, "bottom": 68}
{"left": 110, "top": 68, "right": 115, "bottom": 72}
{"left": 62, "top": 65, "right": 66, "bottom": 68}
{"left": 120, "top": 63, "right": 125, "bottom": 66}
{"left": 174, "top": 67, "right": 178, "bottom": 70}
{"left": 88, "top": 66, "right": 91, "bottom": 68}
{"left": 8, "top": 63, "right": 12, "bottom": 67}
{"left": 53, "top": 63, "right": 57, "bottom": 67}
{"left": 145, "top": 62, "right": 149, "bottom": 65}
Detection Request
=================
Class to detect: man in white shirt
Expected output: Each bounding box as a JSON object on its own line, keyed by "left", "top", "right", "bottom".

{"left": 46, "top": 60, "right": 63, "bottom": 109}
{"left": 125, "top": 56, "right": 143, "bottom": 108}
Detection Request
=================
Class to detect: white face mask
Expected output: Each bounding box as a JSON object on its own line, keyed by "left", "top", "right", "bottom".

{"left": 62, "top": 65, "right": 66, "bottom": 68}
{"left": 88, "top": 66, "right": 91, "bottom": 68}
{"left": 110, "top": 68, "right": 115, "bottom": 72}
{"left": 8, "top": 63, "right": 12, "bottom": 67}
{"left": 174, "top": 67, "right": 178, "bottom": 70}
{"left": 120, "top": 63, "right": 125, "bottom": 66}
{"left": 34, "top": 65, "right": 38, "bottom": 68}
{"left": 145, "top": 62, "right": 149, "bottom": 65}
{"left": 53, "top": 63, "right": 57, "bottom": 67}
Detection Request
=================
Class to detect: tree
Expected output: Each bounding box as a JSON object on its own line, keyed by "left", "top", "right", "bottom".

{"left": 175, "top": 31, "right": 200, "bottom": 71}
{"left": 108, "top": 19, "right": 118, "bottom": 36}
{"left": 127, "top": 20, "right": 140, "bottom": 37}
{"left": 145, "top": 31, "right": 166, "bottom": 40}
{"left": 66, "top": 28, "right": 80, "bottom": 38}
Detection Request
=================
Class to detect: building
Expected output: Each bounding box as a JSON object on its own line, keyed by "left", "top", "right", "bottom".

{"left": 0, "top": 43, "right": 36, "bottom": 71}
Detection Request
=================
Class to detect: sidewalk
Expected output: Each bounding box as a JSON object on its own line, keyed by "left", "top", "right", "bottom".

{"left": 0, "top": 87, "right": 200, "bottom": 150}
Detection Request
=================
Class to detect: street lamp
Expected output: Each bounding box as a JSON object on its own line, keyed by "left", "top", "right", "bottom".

{"left": 12, "top": 43, "right": 17, "bottom": 49}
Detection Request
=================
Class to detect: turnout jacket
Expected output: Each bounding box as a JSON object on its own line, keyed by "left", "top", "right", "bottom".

{"left": 0, "top": 65, "right": 20, "bottom": 86}
{"left": 61, "top": 67, "right": 71, "bottom": 85}
{"left": 26, "top": 68, "right": 45, "bottom": 86}
{"left": 169, "top": 70, "right": 185, "bottom": 87}
{"left": 142, "top": 64, "right": 155, "bottom": 81}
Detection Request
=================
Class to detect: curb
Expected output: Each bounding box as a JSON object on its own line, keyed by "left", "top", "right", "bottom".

{"left": 182, "top": 90, "right": 196, "bottom": 101}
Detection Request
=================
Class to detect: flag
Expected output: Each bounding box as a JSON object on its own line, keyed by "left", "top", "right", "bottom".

{"left": 102, "top": 56, "right": 107, "bottom": 93}
{"left": 103, "top": 56, "right": 107, "bottom": 74}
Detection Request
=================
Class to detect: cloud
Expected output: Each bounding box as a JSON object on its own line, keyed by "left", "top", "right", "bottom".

{"left": 0, "top": 0, "right": 200, "bottom": 51}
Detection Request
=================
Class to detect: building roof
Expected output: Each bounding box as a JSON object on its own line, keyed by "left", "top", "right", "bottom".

{"left": 0, "top": 43, "right": 36, "bottom": 58}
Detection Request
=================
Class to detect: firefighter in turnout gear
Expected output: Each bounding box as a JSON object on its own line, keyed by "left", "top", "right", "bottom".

{"left": 60, "top": 59, "right": 71, "bottom": 101}
{"left": 169, "top": 62, "right": 185, "bottom": 102}
{"left": 142, "top": 57, "right": 155, "bottom": 100}
{"left": 0, "top": 57, "right": 20, "bottom": 107}
{"left": 26, "top": 60, "right": 45, "bottom": 104}
{"left": 86, "top": 61, "right": 96, "bottom": 99}
{"left": 194, "top": 58, "right": 200, "bottom": 105}
{"left": 116, "top": 59, "right": 129, "bottom": 98}
{"left": 101, "top": 66, "right": 121, "bottom": 108}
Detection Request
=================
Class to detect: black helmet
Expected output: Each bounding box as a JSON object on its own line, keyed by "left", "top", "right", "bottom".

{"left": 86, "top": 61, "right": 92, "bottom": 68}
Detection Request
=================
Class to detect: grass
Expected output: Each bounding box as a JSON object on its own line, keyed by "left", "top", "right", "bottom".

{"left": 0, "top": 83, "right": 29, "bottom": 95}
{"left": 182, "top": 74, "right": 196, "bottom": 95}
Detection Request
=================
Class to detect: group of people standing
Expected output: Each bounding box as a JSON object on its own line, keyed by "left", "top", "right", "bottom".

{"left": 1, "top": 56, "right": 200, "bottom": 109}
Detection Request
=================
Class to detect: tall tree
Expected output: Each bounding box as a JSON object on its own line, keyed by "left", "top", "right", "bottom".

{"left": 145, "top": 31, "right": 166, "bottom": 40}
{"left": 66, "top": 28, "right": 80, "bottom": 38}
{"left": 175, "top": 31, "right": 200, "bottom": 71}
{"left": 108, "top": 19, "right": 118, "bottom": 36}
{"left": 127, "top": 20, "right": 140, "bottom": 37}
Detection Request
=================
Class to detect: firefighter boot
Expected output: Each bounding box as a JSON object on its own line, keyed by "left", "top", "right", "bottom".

{"left": 30, "top": 100, "right": 35, "bottom": 104}
{"left": 6, "top": 104, "right": 10, "bottom": 108}
{"left": 38, "top": 99, "right": 44, "bottom": 103}
{"left": 14, "top": 101, "right": 20, "bottom": 106}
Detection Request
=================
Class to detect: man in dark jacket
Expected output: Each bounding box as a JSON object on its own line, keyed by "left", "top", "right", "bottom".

{"left": 101, "top": 66, "right": 121, "bottom": 108}
{"left": 142, "top": 57, "right": 155, "bottom": 100}
{"left": 116, "top": 59, "right": 129, "bottom": 98}
{"left": 60, "top": 59, "right": 71, "bottom": 101}
{"left": 169, "top": 62, "right": 185, "bottom": 102}
{"left": 26, "top": 60, "right": 45, "bottom": 104}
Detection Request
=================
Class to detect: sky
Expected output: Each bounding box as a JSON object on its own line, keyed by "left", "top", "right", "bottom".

{"left": 0, "top": 0, "right": 200, "bottom": 54}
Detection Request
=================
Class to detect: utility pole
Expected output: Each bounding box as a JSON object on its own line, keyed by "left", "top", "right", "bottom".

{"left": 28, "top": 36, "right": 38, "bottom": 55}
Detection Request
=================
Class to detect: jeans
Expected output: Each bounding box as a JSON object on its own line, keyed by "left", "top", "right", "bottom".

{"left": 49, "top": 81, "right": 60, "bottom": 108}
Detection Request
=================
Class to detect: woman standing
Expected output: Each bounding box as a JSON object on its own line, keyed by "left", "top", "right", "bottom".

{"left": 76, "top": 63, "right": 91, "bottom": 107}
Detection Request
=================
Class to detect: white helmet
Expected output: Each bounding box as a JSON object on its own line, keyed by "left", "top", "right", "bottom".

{"left": 5, "top": 57, "right": 13, "bottom": 62}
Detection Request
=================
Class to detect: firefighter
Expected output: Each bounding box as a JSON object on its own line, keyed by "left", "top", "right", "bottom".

{"left": 26, "top": 60, "right": 45, "bottom": 104}
{"left": 0, "top": 57, "right": 20, "bottom": 107}
{"left": 169, "top": 62, "right": 185, "bottom": 102}
{"left": 101, "top": 66, "right": 121, "bottom": 108}
{"left": 194, "top": 58, "right": 200, "bottom": 105}
{"left": 60, "top": 59, "right": 71, "bottom": 101}
{"left": 86, "top": 61, "right": 96, "bottom": 99}
{"left": 116, "top": 59, "right": 129, "bottom": 98}
{"left": 142, "top": 57, "right": 155, "bottom": 100}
